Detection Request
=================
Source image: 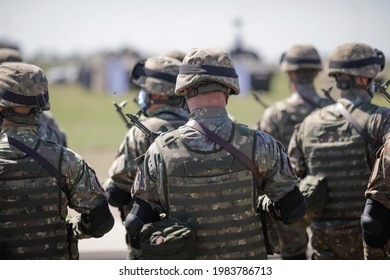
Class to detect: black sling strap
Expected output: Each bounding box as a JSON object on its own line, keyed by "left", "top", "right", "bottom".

{"left": 336, "top": 102, "right": 372, "bottom": 142}
{"left": 186, "top": 120, "right": 264, "bottom": 191}
{"left": 7, "top": 136, "right": 70, "bottom": 199}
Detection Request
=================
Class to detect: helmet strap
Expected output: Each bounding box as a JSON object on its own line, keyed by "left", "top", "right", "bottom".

{"left": 336, "top": 76, "right": 373, "bottom": 96}
{"left": 184, "top": 82, "right": 229, "bottom": 102}
{"left": 2, "top": 108, "right": 39, "bottom": 125}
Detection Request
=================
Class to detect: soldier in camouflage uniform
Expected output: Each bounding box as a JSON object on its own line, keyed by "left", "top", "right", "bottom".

{"left": 361, "top": 135, "right": 390, "bottom": 259}
{"left": 288, "top": 42, "right": 390, "bottom": 259}
{"left": 0, "top": 47, "right": 68, "bottom": 147}
{"left": 163, "top": 50, "right": 186, "bottom": 62}
{"left": 255, "top": 44, "right": 331, "bottom": 260}
{"left": 103, "top": 56, "right": 189, "bottom": 258}
{"left": 128, "top": 48, "right": 307, "bottom": 259}
{"left": 0, "top": 62, "right": 114, "bottom": 259}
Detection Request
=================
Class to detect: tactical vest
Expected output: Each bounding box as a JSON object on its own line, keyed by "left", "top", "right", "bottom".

{"left": 0, "top": 140, "right": 69, "bottom": 260}
{"left": 274, "top": 95, "right": 330, "bottom": 148}
{"left": 155, "top": 124, "right": 267, "bottom": 259}
{"left": 303, "top": 104, "right": 377, "bottom": 219}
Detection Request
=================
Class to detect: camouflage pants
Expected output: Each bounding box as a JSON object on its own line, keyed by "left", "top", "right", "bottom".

{"left": 363, "top": 240, "right": 390, "bottom": 260}
{"left": 275, "top": 217, "right": 310, "bottom": 259}
{"left": 311, "top": 225, "right": 364, "bottom": 260}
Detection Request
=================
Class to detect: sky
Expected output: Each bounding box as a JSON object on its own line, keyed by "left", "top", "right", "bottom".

{"left": 0, "top": 0, "right": 389, "bottom": 65}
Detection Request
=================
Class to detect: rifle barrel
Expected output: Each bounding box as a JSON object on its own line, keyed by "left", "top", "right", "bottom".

{"left": 375, "top": 81, "right": 390, "bottom": 104}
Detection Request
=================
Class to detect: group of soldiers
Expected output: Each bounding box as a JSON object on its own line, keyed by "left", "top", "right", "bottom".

{"left": 0, "top": 42, "right": 389, "bottom": 260}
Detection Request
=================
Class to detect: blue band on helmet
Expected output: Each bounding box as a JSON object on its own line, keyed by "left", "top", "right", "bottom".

{"left": 132, "top": 62, "right": 177, "bottom": 83}
{"left": 179, "top": 64, "right": 238, "bottom": 78}
{"left": 0, "top": 89, "right": 49, "bottom": 108}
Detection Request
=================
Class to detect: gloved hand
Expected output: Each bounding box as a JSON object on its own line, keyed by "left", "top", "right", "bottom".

{"left": 106, "top": 185, "right": 132, "bottom": 207}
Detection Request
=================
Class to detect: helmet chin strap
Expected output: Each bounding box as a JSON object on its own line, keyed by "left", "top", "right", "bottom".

{"left": 336, "top": 76, "right": 374, "bottom": 97}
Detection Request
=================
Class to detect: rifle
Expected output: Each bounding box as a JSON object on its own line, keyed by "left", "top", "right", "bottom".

{"left": 322, "top": 86, "right": 336, "bottom": 103}
{"left": 251, "top": 90, "right": 268, "bottom": 109}
{"left": 113, "top": 100, "right": 133, "bottom": 129}
{"left": 374, "top": 80, "right": 390, "bottom": 104}
{"left": 125, "top": 109, "right": 160, "bottom": 142}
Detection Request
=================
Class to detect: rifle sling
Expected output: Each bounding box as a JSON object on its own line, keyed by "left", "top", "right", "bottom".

{"left": 186, "top": 120, "right": 263, "bottom": 191}
{"left": 7, "top": 136, "right": 70, "bottom": 200}
{"left": 336, "top": 102, "right": 372, "bottom": 142}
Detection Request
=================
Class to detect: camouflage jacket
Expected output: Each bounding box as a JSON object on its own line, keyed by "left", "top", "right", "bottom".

{"left": 366, "top": 134, "right": 390, "bottom": 209}
{"left": 258, "top": 85, "right": 331, "bottom": 148}
{"left": 0, "top": 125, "right": 109, "bottom": 239}
{"left": 289, "top": 89, "right": 390, "bottom": 178}
{"left": 132, "top": 106, "right": 298, "bottom": 210}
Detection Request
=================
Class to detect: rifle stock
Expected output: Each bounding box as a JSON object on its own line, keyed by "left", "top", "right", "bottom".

{"left": 375, "top": 80, "right": 390, "bottom": 104}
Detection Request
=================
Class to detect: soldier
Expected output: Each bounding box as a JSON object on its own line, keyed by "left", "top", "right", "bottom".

{"left": 0, "top": 47, "right": 68, "bottom": 147}
{"left": 288, "top": 42, "right": 390, "bottom": 259}
{"left": 103, "top": 55, "right": 189, "bottom": 258}
{"left": 255, "top": 44, "right": 331, "bottom": 259}
{"left": 163, "top": 50, "right": 186, "bottom": 62}
{"left": 0, "top": 62, "right": 114, "bottom": 259}
{"left": 361, "top": 135, "right": 390, "bottom": 259}
{"left": 127, "top": 47, "right": 306, "bottom": 259}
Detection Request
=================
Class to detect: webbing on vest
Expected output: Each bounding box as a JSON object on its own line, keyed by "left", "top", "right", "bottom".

{"left": 186, "top": 120, "right": 263, "bottom": 191}
{"left": 7, "top": 136, "right": 70, "bottom": 200}
{"left": 336, "top": 102, "right": 372, "bottom": 142}
{"left": 155, "top": 124, "right": 265, "bottom": 259}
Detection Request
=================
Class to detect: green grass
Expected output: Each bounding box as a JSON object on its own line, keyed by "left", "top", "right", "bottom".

{"left": 49, "top": 84, "right": 139, "bottom": 151}
{"left": 49, "top": 72, "right": 390, "bottom": 152}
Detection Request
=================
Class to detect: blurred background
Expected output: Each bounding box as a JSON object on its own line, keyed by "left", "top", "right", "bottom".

{"left": 1, "top": 0, "right": 389, "bottom": 259}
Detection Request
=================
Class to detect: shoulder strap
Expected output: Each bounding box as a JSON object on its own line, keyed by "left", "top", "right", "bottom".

{"left": 186, "top": 120, "right": 263, "bottom": 191}
{"left": 336, "top": 102, "right": 372, "bottom": 142}
{"left": 7, "top": 136, "right": 70, "bottom": 199}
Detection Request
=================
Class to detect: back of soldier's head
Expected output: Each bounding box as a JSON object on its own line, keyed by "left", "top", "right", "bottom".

{"left": 280, "top": 44, "right": 322, "bottom": 72}
{"left": 175, "top": 48, "right": 240, "bottom": 97}
{"left": 131, "top": 56, "right": 181, "bottom": 97}
{"left": 0, "top": 62, "right": 50, "bottom": 111}
{"left": 0, "top": 48, "right": 23, "bottom": 64}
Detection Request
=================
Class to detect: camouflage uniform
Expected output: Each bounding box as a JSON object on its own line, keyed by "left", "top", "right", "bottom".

{"left": 288, "top": 43, "right": 390, "bottom": 259}
{"left": 362, "top": 135, "right": 390, "bottom": 259}
{"left": 131, "top": 48, "right": 306, "bottom": 260}
{"left": 103, "top": 56, "right": 189, "bottom": 258}
{"left": 38, "top": 111, "right": 68, "bottom": 147}
{"left": 256, "top": 45, "right": 331, "bottom": 259}
{"left": 0, "top": 62, "right": 114, "bottom": 260}
{"left": 0, "top": 47, "right": 68, "bottom": 147}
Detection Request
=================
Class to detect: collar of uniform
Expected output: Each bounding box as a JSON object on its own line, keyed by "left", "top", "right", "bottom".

{"left": 151, "top": 105, "right": 189, "bottom": 119}
{"left": 1, "top": 124, "right": 38, "bottom": 138}
{"left": 189, "top": 106, "right": 229, "bottom": 120}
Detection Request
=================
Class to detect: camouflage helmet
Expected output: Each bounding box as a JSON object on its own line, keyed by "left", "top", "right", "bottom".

{"left": 328, "top": 42, "right": 385, "bottom": 78}
{"left": 131, "top": 56, "right": 180, "bottom": 96}
{"left": 0, "top": 48, "right": 23, "bottom": 63}
{"left": 175, "top": 48, "right": 240, "bottom": 96}
{"left": 280, "top": 44, "right": 322, "bottom": 72}
{"left": 163, "top": 50, "right": 186, "bottom": 62}
{"left": 0, "top": 62, "right": 50, "bottom": 110}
